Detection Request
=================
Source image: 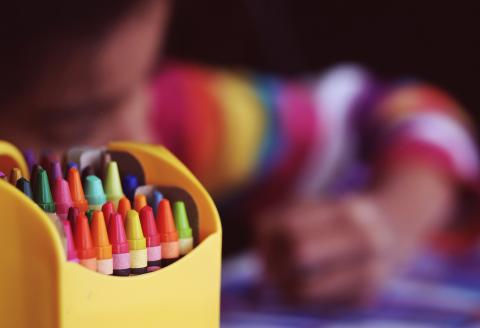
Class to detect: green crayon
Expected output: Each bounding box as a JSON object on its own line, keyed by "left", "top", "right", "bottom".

{"left": 173, "top": 201, "right": 193, "bottom": 256}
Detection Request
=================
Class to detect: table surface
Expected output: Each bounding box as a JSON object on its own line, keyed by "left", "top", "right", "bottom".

{"left": 221, "top": 248, "right": 480, "bottom": 327}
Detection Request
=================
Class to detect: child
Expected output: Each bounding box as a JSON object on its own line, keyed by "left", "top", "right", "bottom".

{"left": 1, "top": 0, "right": 478, "bottom": 305}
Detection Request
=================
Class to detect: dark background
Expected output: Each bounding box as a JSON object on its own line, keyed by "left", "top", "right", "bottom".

{"left": 165, "top": 0, "right": 480, "bottom": 120}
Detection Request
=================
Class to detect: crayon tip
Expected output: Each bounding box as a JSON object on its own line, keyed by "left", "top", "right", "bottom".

{"left": 84, "top": 175, "right": 106, "bottom": 209}
{"left": 53, "top": 178, "right": 73, "bottom": 220}
{"left": 102, "top": 201, "right": 115, "bottom": 227}
{"left": 74, "top": 214, "right": 96, "bottom": 261}
{"left": 122, "top": 174, "right": 139, "bottom": 202}
{"left": 108, "top": 213, "right": 129, "bottom": 254}
{"left": 9, "top": 167, "right": 22, "bottom": 185}
{"left": 67, "top": 167, "right": 89, "bottom": 213}
{"left": 140, "top": 206, "right": 161, "bottom": 247}
{"left": 62, "top": 219, "right": 79, "bottom": 263}
{"left": 126, "top": 210, "right": 146, "bottom": 250}
{"left": 67, "top": 207, "right": 79, "bottom": 233}
{"left": 173, "top": 201, "right": 193, "bottom": 239}
{"left": 117, "top": 197, "right": 131, "bottom": 224}
{"left": 152, "top": 191, "right": 164, "bottom": 217}
{"left": 104, "top": 161, "right": 124, "bottom": 208}
{"left": 49, "top": 161, "right": 63, "bottom": 187}
{"left": 91, "top": 211, "right": 112, "bottom": 256}
{"left": 156, "top": 199, "right": 178, "bottom": 242}
{"left": 16, "top": 178, "right": 33, "bottom": 199}
{"left": 134, "top": 194, "right": 148, "bottom": 212}
{"left": 66, "top": 161, "right": 78, "bottom": 171}
{"left": 33, "top": 169, "right": 56, "bottom": 213}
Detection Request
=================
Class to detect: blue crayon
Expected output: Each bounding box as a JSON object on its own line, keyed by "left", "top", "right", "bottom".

{"left": 152, "top": 190, "right": 164, "bottom": 217}
{"left": 122, "top": 174, "right": 139, "bottom": 202}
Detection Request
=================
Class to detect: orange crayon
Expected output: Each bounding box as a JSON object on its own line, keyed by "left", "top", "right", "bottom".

{"left": 74, "top": 213, "right": 96, "bottom": 271}
{"left": 91, "top": 211, "right": 113, "bottom": 275}
{"left": 156, "top": 199, "right": 180, "bottom": 267}
{"left": 134, "top": 194, "right": 147, "bottom": 212}
{"left": 67, "top": 167, "right": 89, "bottom": 213}
{"left": 117, "top": 197, "right": 131, "bottom": 224}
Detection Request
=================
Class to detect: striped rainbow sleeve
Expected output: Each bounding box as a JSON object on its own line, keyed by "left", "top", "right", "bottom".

{"left": 372, "top": 83, "right": 479, "bottom": 184}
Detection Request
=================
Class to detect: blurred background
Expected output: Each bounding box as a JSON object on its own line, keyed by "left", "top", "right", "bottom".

{"left": 165, "top": 0, "right": 480, "bottom": 121}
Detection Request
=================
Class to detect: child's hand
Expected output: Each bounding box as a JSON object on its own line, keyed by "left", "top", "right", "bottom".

{"left": 255, "top": 196, "right": 395, "bottom": 305}
{"left": 255, "top": 166, "right": 454, "bottom": 305}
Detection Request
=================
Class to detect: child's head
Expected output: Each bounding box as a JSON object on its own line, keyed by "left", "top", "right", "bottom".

{"left": 0, "top": 0, "right": 169, "bottom": 151}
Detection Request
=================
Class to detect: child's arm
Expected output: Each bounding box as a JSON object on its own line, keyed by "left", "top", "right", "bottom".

{"left": 256, "top": 83, "right": 478, "bottom": 304}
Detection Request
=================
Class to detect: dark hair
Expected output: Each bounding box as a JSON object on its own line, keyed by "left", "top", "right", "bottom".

{"left": 0, "top": 1, "right": 151, "bottom": 105}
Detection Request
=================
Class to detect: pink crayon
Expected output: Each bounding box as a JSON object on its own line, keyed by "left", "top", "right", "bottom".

{"left": 53, "top": 178, "right": 73, "bottom": 220}
{"left": 62, "top": 219, "right": 79, "bottom": 263}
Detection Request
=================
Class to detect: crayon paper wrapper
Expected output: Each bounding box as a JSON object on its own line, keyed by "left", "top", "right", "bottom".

{"left": 147, "top": 245, "right": 162, "bottom": 261}
{"left": 97, "top": 258, "right": 113, "bottom": 275}
{"left": 112, "top": 253, "right": 130, "bottom": 270}
{"left": 130, "top": 249, "right": 148, "bottom": 268}
{"left": 179, "top": 238, "right": 193, "bottom": 256}
{"left": 80, "top": 258, "right": 97, "bottom": 271}
{"left": 162, "top": 241, "right": 180, "bottom": 259}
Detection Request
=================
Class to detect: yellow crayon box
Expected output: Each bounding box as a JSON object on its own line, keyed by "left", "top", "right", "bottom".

{"left": 0, "top": 141, "right": 222, "bottom": 328}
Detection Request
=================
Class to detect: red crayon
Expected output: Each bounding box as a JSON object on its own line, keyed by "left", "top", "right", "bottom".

{"left": 102, "top": 201, "right": 115, "bottom": 227}
{"left": 108, "top": 213, "right": 131, "bottom": 276}
{"left": 53, "top": 178, "right": 73, "bottom": 220}
{"left": 140, "top": 206, "right": 162, "bottom": 271}
{"left": 62, "top": 219, "right": 79, "bottom": 263}
{"left": 74, "top": 214, "right": 96, "bottom": 271}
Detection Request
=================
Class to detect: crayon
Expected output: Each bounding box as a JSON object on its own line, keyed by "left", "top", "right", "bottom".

{"left": 74, "top": 214, "right": 97, "bottom": 271}
{"left": 102, "top": 201, "right": 115, "bottom": 227}
{"left": 104, "top": 161, "right": 124, "bottom": 209}
{"left": 122, "top": 174, "right": 138, "bottom": 202}
{"left": 81, "top": 166, "right": 95, "bottom": 184}
{"left": 67, "top": 207, "right": 79, "bottom": 234}
{"left": 84, "top": 175, "right": 106, "bottom": 211}
{"left": 134, "top": 194, "right": 147, "bottom": 212}
{"left": 62, "top": 219, "right": 79, "bottom": 263}
{"left": 16, "top": 178, "right": 33, "bottom": 199}
{"left": 91, "top": 211, "right": 113, "bottom": 275}
{"left": 53, "top": 178, "right": 73, "bottom": 220}
{"left": 152, "top": 190, "right": 164, "bottom": 217}
{"left": 66, "top": 161, "right": 78, "bottom": 173}
{"left": 126, "top": 210, "right": 148, "bottom": 275}
{"left": 22, "top": 149, "right": 36, "bottom": 173}
{"left": 9, "top": 167, "right": 22, "bottom": 185}
{"left": 49, "top": 161, "right": 63, "bottom": 187}
{"left": 33, "top": 169, "right": 55, "bottom": 213}
{"left": 108, "top": 213, "right": 131, "bottom": 276}
{"left": 34, "top": 169, "right": 67, "bottom": 249}
{"left": 173, "top": 201, "right": 194, "bottom": 256}
{"left": 117, "top": 197, "right": 131, "bottom": 224}
{"left": 156, "top": 199, "right": 180, "bottom": 267}
{"left": 140, "top": 206, "right": 162, "bottom": 271}
{"left": 67, "top": 167, "right": 89, "bottom": 213}
{"left": 0, "top": 171, "right": 6, "bottom": 180}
